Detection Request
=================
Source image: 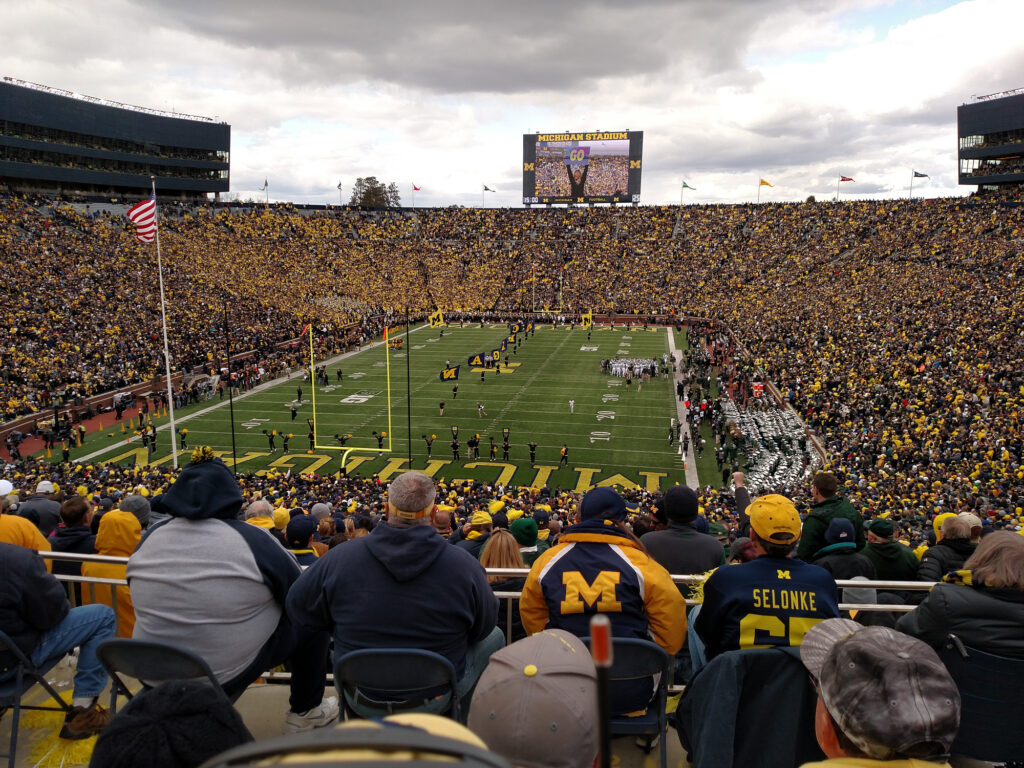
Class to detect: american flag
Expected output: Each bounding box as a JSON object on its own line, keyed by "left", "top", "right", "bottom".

{"left": 126, "top": 196, "right": 157, "bottom": 243}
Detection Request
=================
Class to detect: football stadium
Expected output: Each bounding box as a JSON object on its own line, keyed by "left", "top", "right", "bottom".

{"left": 3, "top": 6, "right": 1024, "bottom": 766}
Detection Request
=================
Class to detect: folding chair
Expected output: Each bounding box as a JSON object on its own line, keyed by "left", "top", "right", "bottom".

{"left": 674, "top": 646, "right": 824, "bottom": 768}
{"left": 583, "top": 636, "right": 671, "bottom": 768}
{"left": 0, "top": 629, "right": 73, "bottom": 768}
{"left": 97, "top": 638, "right": 228, "bottom": 712}
{"left": 333, "top": 648, "right": 460, "bottom": 721}
{"left": 940, "top": 634, "right": 1024, "bottom": 763}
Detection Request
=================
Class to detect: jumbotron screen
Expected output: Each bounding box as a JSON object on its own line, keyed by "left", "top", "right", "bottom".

{"left": 522, "top": 130, "right": 643, "bottom": 205}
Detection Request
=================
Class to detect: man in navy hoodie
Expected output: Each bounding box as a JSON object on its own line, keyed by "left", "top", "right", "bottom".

{"left": 288, "top": 470, "right": 502, "bottom": 712}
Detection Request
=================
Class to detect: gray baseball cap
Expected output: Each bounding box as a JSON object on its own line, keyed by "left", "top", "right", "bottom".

{"left": 800, "top": 619, "right": 960, "bottom": 761}
{"left": 469, "top": 630, "right": 597, "bottom": 768}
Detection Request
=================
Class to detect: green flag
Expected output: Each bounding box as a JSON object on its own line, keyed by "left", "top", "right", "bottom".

{"left": 681, "top": 181, "right": 696, "bottom": 190}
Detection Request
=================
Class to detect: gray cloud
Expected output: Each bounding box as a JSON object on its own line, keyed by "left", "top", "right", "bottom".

{"left": 140, "top": 0, "right": 833, "bottom": 94}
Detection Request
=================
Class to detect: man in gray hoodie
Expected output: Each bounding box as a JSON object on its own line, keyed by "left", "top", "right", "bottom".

{"left": 128, "top": 453, "right": 337, "bottom": 732}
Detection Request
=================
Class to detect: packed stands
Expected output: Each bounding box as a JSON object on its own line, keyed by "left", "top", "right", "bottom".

{"left": 3, "top": 194, "right": 1024, "bottom": 531}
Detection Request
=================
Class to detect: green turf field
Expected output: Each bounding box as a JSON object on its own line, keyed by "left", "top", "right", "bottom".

{"left": 77, "top": 323, "right": 696, "bottom": 492}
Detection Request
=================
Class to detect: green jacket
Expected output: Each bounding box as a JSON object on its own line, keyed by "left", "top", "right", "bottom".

{"left": 797, "top": 495, "right": 865, "bottom": 561}
{"left": 861, "top": 540, "right": 920, "bottom": 582}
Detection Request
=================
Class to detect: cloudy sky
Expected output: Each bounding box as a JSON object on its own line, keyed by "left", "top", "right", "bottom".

{"left": 4, "top": 0, "right": 1023, "bottom": 206}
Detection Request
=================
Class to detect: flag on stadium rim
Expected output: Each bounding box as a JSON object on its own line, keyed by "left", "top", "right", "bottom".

{"left": 681, "top": 181, "right": 696, "bottom": 190}
{"left": 759, "top": 178, "right": 773, "bottom": 187}
{"left": 126, "top": 195, "right": 157, "bottom": 243}
{"left": 913, "top": 171, "right": 929, "bottom": 178}
{"left": 840, "top": 175, "right": 854, "bottom": 182}
{"left": 413, "top": 184, "right": 421, "bottom": 191}
{"left": 483, "top": 185, "right": 495, "bottom": 192}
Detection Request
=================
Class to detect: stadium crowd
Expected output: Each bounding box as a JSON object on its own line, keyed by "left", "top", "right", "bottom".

{"left": 3, "top": 459, "right": 1023, "bottom": 766}
{"left": 2, "top": 194, "right": 1024, "bottom": 534}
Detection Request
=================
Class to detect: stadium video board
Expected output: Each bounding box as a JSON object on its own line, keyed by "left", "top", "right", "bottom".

{"left": 522, "top": 131, "right": 643, "bottom": 205}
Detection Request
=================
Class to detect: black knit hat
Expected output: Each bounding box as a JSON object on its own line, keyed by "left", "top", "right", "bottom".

{"left": 151, "top": 451, "right": 242, "bottom": 521}
{"left": 89, "top": 681, "right": 252, "bottom": 768}
{"left": 663, "top": 485, "right": 699, "bottom": 523}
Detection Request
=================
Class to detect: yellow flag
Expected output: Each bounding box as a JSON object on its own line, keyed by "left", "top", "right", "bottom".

{"left": 428, "top": 309, "right": 445, "bottom": 328}
{"left": 759, "top": 178, "right": 773, "bottom": 187}
{"left": 581, "top": 310, "right": 593, "bottom": 329}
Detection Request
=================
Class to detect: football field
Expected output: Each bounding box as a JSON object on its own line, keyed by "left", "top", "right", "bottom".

{"left": 80, "top": 323, "right": 695, "bottom": 492}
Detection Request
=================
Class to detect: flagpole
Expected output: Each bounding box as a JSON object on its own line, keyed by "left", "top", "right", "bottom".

{"left": 151, "top": 177, "right": 179, "bottom": 469}
{"left": 481, "top": 185, "right": 484, "bottom": 208}
{"left": 680, "top": 181, "right": 684, "bottom": 207}
{"left": 757, "top": 178, "right": 761, "bottom": 204}
{"left": 223, "top": 295, "right": 238, "bottom": 475}
{"left": 405, "top": 307, "right": 412, "bottom": 464}
{"left": 836, "top": 176, "right": 840, "bottom": 202}
{"left": 909, "top": 171, "right": 914, "bottom": 200}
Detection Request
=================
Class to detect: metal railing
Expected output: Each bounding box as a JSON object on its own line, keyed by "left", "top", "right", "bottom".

{"left": 39, "top": 552, "right": 937, "bottom": 687}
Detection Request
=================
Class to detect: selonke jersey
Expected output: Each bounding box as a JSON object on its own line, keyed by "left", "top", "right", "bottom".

{"left": 694, "top": 555, "right": 839, "bottom": 660}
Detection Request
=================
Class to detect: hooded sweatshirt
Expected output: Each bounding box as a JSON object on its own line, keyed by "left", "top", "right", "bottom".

{"left": 862, "top": 540, "right": 920, "bottom": 582}
{"left": 287, "top": 522, "right": 497, "bottom": 676}
{"left": 82, "top": 510, "right": 141, "bottom": 637}
{"left": 128, "top": 459, "right": 301, "bottom": 683}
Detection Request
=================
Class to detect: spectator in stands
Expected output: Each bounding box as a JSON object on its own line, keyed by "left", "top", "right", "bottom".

{"left": 285, "top": 514, "right": 320, "bottom": 566}
{"left": 468, "top": 630, "right": 598, "bottom": 768}
{"left": 119, "top": 494, "right": 151, "bottom": 530}
{"left": 286, "top": 470, "right": 503, "bottom": 712}
{"left": 918, "top": 516, "right": 975, "bottom": 582}
{"left": 0, "top": 541, "right": 115, "bottom": 739}
{"left": 695, "top": 494, "right": 839, "bottom": 662}
{"left": 957, "top": 512, "right": 983, "bottom": 545}
{"left": 799, "top": 619, "right": 959, "bottom": 766}
{"left": 128, "top": 450, "right": 337, "bottom": 732}
{"left": 451, "top": 510, "right": 493, "bottom": 558}
{"left": 861, "top": 518, "right": 920, "bottom": 582}
{"left": 509, "top": 516, "right": 547, "bottom": 566}
{"left": 18, "top": 479, "right": 62, "bottom": 536}
{"left": 1, "top": 489, "right": 52, "bottom": 552}
{"left": 641, "top": 484, "right": 725, "bottom": 591}
{"left": 49, "top": 496, "right": 96, "bottom": 582}
{"left": 244, "top": 498, "right": 286, "bottom": 545}
{"left": 808, "top": 518, "right": 876, "bottom": 581}
{"left": 432, "top": 505, "right": 454, "bottom": 538}
{"left": 520, "top": 486, "right": 685, "bottom": 714}
{"left": 897, "top": 531, "right": 1024, "bottom": 658}
{"left": 82, "top": 508, "right": 141, "bottom": 637}
{"left": 796, "top": 473, "right": 864, "bottom": 562}
{"left": 479, "top": 528, "right": 527, "bottom": 642}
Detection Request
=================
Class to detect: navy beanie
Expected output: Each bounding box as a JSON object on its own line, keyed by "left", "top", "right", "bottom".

{"left": 89, "top": 680, "right": 252, "bottom": 768}
{"left": 151, "top": 457, "right": 242, "bottom": 521}
{"left": 824, "top": 517, "right": 856, "bottom": 545}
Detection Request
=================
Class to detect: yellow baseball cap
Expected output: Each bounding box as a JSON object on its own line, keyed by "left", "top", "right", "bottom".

{"left": 748, "top": 495, "right": 802, "bottom": 544}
